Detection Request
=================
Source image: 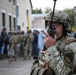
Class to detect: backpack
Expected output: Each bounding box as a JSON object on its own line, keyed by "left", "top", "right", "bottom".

{"left": 28, "top": 33, "right": 34, "bottom": 42}
{"left": 19, "top": 35, "right": 24, "bottom": 42}
{"left": 9, "top": 35, "right": 18, "bottom": 44}
{"left": 13, "top": 35, "right": 18, "bottom": 44}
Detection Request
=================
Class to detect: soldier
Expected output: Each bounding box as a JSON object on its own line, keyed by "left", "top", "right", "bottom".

{"left": 23, "top": 30, "right": 34, "bottom": 60}
{"left": 30, "top": 10, "right": 76, "bottom": 75}
{"left": 19, "top": 31, "right": 25, "bottom": 57}
{"left": 7, "top": 31, "right": 13, "bottom": 57}
{"left": 9, "top": 31, "right": 19, "bottom": 63}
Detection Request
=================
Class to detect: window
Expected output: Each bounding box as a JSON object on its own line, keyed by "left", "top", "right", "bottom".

{"left": 16, "top": 5, "right": 19, "bottom": 17}
{"left": 13, "top": 0, "right": 16, "bottom": 5}
{"left": 9, "top": 15, "right": 12, "bottom": 30}
{"left": 9, "top": 0, "right": 11, "bottom": 2}
{"left": 2, "top": 13, "right": 5, "bottom": 27}
{"left": 13, "top": 17, "right": 16, "bottom": 30}
{"left": 26, "top": 10, "right": 29, "bottom": 29}
{"left": 26, "top": 10, "right": 29, "bottom": 15}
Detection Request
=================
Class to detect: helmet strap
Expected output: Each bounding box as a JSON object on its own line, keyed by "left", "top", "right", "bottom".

{"left": 56, "top": 34, "right": 64, "bottom": 41}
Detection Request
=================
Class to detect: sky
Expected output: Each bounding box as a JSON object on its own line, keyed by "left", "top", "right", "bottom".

{"left": 31, "top": 0, "right": 76, "bottom": 11}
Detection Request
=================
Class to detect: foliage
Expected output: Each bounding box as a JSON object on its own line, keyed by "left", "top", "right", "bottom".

{"left": 63, "top": 8, "right": 74, "bottom": 27}
{"left": 32, "top": 7, "right": 76, "bottom": 30}
{"left": 44, "top": 7, "right": 52, "bottom": 13}
{"left": 72, "top": 26, "right": 76, "bottom": 32}
{"left": 32, "top": 7, "right": 51, "bottom": 14}
{"left": 32, "top": 8, "right": 42, "bottom": 14}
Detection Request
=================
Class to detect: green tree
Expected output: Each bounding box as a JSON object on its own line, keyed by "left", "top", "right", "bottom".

{"left": 63, "top": 8, "right": 74, "bottom": 27}
{"left": 44, "top": 7, "right": 52, "bottom": 13}
{"left": 32, "top": 8, "right": 42, "bottom": 14}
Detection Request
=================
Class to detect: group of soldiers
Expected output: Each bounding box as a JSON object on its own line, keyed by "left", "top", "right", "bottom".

{"left": 6, "top": 30, "right": 34, "bottom": 64}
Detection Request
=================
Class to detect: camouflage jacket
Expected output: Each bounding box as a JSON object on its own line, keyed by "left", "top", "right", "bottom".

{"left": 24, "top": 33, "right": 34, "bottom": 43}
{"left": 9, "top": 35, "right": 19, "bottom": 44}
{"left": 39, "top": 36, "right": 76, "bottom": 75}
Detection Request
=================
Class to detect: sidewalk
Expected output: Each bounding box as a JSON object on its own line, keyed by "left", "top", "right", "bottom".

{"left": 0, "top": 58, "right": 33, "bottom": 75}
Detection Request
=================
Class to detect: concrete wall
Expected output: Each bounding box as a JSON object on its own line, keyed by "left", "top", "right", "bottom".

{"left": 0, "top": 0, "right": 32, "bottom": 33}
{"left": 32, "top": 14, "right": 47, "bottom": 30}
{"left": 17, "top": 0, "right": 32, "bottom": 33}
{"left": 0, "top": 0, "right": 16, "bottom": 33}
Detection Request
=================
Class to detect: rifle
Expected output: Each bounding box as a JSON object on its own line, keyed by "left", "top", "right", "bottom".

{"left": 43, "top": 0, "right": 57, "bottom": 50}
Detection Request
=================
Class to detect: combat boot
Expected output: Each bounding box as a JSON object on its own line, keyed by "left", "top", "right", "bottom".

{"left": 23, "top": 57, "right": 26, "bottom": 60}
{"left": 14, "top": 57, "right": 17, "bottom": 61}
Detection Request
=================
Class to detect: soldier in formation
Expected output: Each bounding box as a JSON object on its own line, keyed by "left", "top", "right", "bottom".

{"left": 8, "top": 31, "right": 19, "bottom": 63}
{"left": 19, "top": 31, "right": 25, "bottom": 57}
{"left": 23, "top": 30, "right": 34, "bottom": 60}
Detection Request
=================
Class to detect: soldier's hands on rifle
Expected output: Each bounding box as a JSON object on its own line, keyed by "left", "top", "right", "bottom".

{"left": 44, "top": 32, "right": 57, "bottom": 48}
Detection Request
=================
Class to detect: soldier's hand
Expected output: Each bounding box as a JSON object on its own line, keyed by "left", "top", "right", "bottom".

{"left": 44, "top": 32, "right": 57, "bottom": 48}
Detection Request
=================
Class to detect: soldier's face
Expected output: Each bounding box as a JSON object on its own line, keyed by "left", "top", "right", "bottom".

{"left": 52, "top": 23, "right": 63, "bottom": 39}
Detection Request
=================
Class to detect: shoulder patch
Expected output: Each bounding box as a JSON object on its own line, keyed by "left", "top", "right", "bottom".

{"left": 63, "top": 49, "right": 74, "bottom": 69}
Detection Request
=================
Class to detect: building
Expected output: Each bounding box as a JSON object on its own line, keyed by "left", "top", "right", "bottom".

{"left": 0, "top": 0, "right": 16, "bottom": 32}
{"left": 0, "top": 0, "right": 32, "bottom": 33}
{"left": 31, "top": 14, "right": 47, "bottom": 31}
{"left": 17, "top": 0, "right": 33, "bottom": 32}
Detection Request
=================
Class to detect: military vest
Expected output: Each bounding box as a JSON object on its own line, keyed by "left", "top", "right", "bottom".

{"left": 30, "top": 60, "right": 56, "bottom": 75}
{"left": 19, "top": 34, "right": 24, "bottom": 42}
{"left": 30, "top": 37, "right": 76, "bottom": 75}
{"left": 9, "top": 35, "right": 18, "bottom": 44}
{"left": 56, "top": 37, "right": 76, "bottom": 71}
{"left": 26, "top": 33, "right": 34, "bottom": 43}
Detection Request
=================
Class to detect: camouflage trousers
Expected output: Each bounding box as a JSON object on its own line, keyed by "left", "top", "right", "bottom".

{"left": 7, "top": 45, "right": 14, "bottom": 56}
{"left": 20, "top": 42, "right": 24, "bottom": 57}
{"left": 9, "top": 44, "right": 18, "bottom": 59}
{"left": 24, "top": 43, "right": 32, "bottom": 60}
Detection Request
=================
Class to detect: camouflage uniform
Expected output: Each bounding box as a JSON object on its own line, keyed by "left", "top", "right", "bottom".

{"left": 30, "top": 11, "right": 76, "bottom": 75}
{"left": 9, "top": 31, "right": 19, "bottom": 61}
{"left": 40, "top": 11, "right": 76, "bottom": 75}
{"left": 24, "top": 30, "right": 34, "bottom": 60}
{"left": 39, "top": 37, "right": 76, "bottom": 75}
{"left": 19, "top": 31, "right": 25, "bottom": 57}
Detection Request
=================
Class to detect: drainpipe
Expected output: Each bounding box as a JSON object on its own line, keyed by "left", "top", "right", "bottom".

{"left": 15, "top": 0, "right": 18, "bottom": 31}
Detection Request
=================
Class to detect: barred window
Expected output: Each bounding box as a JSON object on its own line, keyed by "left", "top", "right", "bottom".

{"left": 2, "top": 13, "right": 6, "bottom": 27}
{"left": 13, "top": 17, "right": 16, "bottom": 29}
{"left": 9, "top": 15, "right": 12, "bottom": 30}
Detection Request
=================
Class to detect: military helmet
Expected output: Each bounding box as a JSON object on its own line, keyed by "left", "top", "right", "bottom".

{"left": 27, "top": 29, "right": 32, "bottom": 33}
{"left": 45, "top": 10, "right": 71, "bottom": 31}
{"left": 14, "top": 31, "right": 17, "bottom": 35}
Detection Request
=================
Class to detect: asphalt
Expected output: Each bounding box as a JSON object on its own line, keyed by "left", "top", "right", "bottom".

{"left": 0, "top": 58, "right": 33, "bottom": 75}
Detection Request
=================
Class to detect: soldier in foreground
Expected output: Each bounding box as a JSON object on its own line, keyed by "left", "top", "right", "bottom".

{"left": 30, "top": 10, "right": 76, "bottom": 75}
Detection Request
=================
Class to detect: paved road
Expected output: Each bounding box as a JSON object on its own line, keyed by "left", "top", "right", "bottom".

{"left": 0, "top": 58, "right": 33, "bottom": 75}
